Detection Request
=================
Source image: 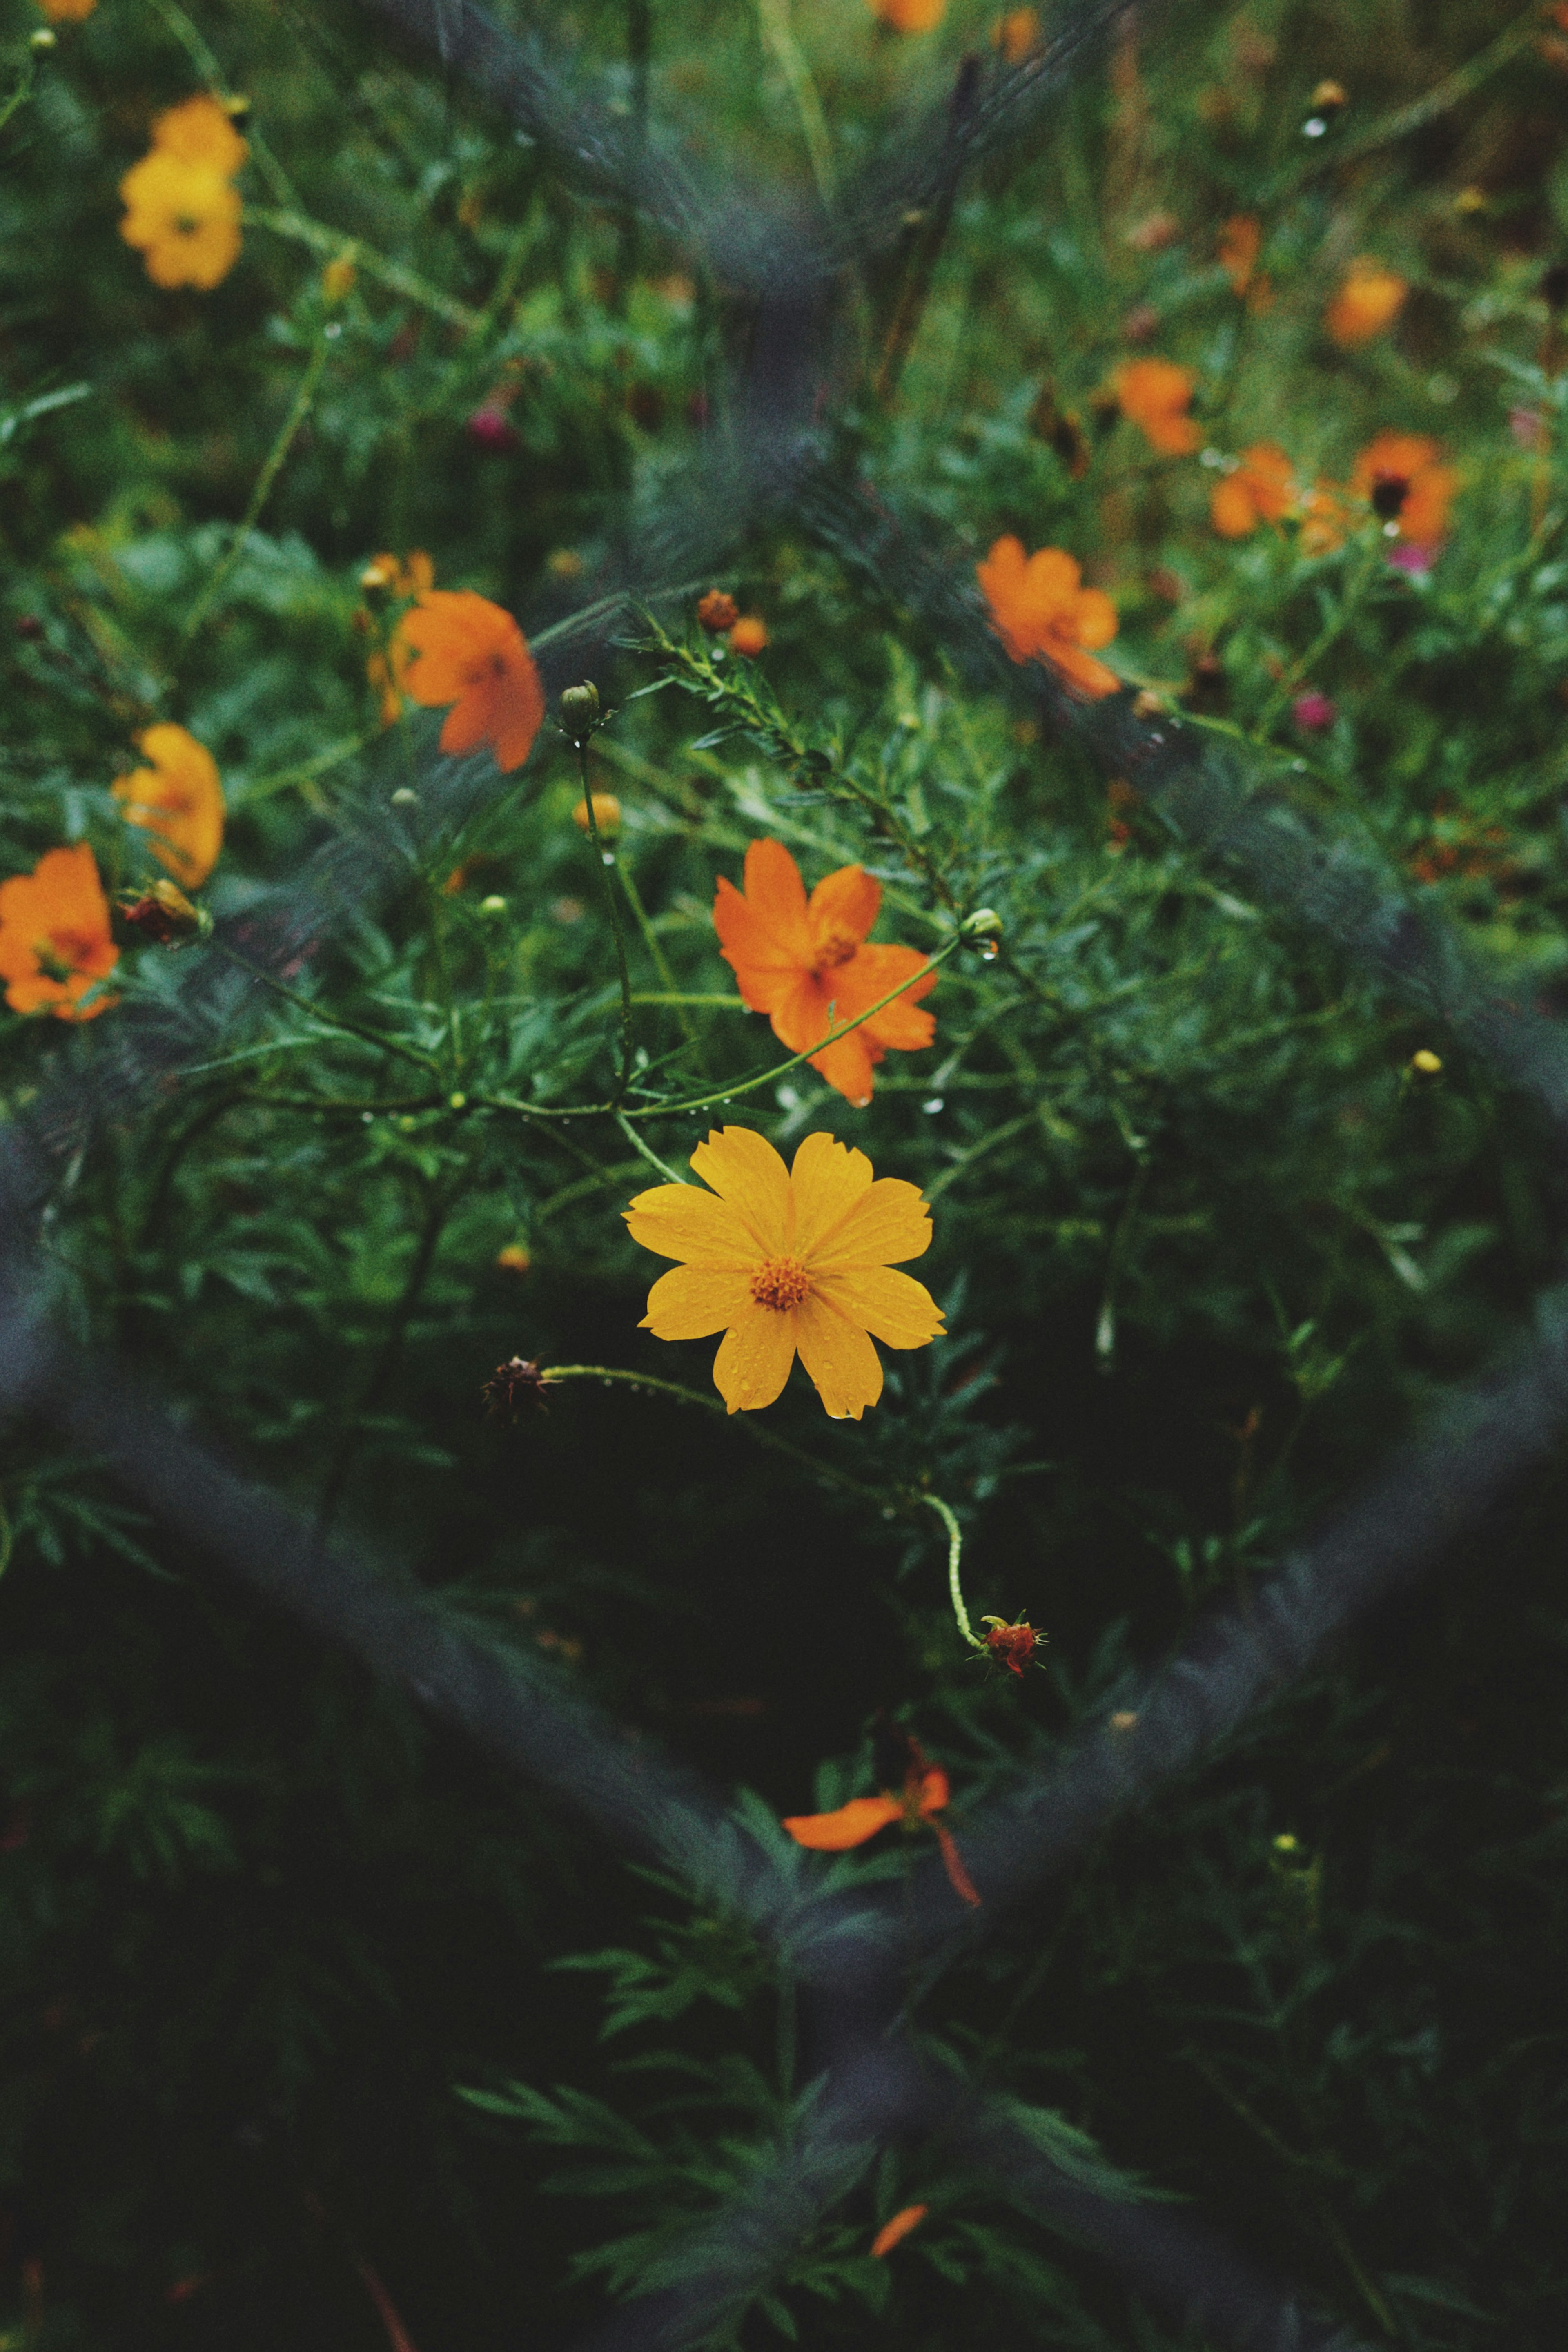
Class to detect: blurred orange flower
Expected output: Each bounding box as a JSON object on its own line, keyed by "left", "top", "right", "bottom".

{"left": 697, "top": 589, "right": 739, "bottom": 633}
{"left": 365, "top": 553, "right": 435, "bottom": 723}
{"left": 394, "top": 590, "right": 545, "bottom": 773}
{"left": 148, "top": 96, "right": 249, "bottom": 174}
{"left": 1351, "top": 431, "right": 1457, "bottom": 546}
{"left": 1217, "top": 214, "right": 1261, "bottom": 294}
{"left": 869, "top": 2205, "right": 929, "bottom": 2258}
{"left": 1299, "top": 481, "right": 1352, "bottom": 555}
{"left": 867, "top": 0, "right": 946, "bottom": 29}
{"left": 977, "top": 537, "right": 1119, "bottom": 697}
{"left": 1113, "top": 357, "right": 1201, "bottom": 455}
{"left": 728, "top": 615, "right": 768, "bottom": 656}
{"left": 713, "top": 838, "right": 936, "bottom": 1106}
{"left": 993, "top": 7, "right": 1040, "bottom": 62}
{"left": 112, "top": 724, "right": 225, "bottom": 889}
{"left": 625, "top": 1125, "right": 944, "bottom": 1419}
{"left": 782, "top": 1732, "right": 980, "bottom": 1904}
{"left": 1326, "top": 259, "right": 1408, "bottom": 348}
{"left": 0, "top": 844, "right": 119, "bottom": 1021}
{"left": 1210, "top": 442, "right": 1296, "bottom": 539}
{"left": 118, "top": 98, "right": 248, "bottom": 292}
{"left": 36, "top": 0, "right": 97, "bottom": 19}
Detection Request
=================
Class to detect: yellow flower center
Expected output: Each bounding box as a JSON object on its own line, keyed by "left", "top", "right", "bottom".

{"left": 749, "top": 1255, "right": 811, "bottom": 1311}
{"left": 814, "top": 927, "right": 859, "bottom": 971}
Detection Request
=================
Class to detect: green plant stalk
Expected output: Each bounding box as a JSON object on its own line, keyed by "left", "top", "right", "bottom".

{"left": 180, "top": 336, "right": 330, "bottom": 648}
{"left": 537, "top": 1367, "right": 886, "bottom": 1499}
{"left": 579, "top": 744, "right": 638, "bottom": 1106}
{"left": 755, "top": 0, "right": 836, "bottom": 211}
{"left": 145, "top": 0, "right": 299, "bottom": 210}
{"left": 0, "top": 44, "right": 40, "bottom": 144}
{"left": 924, "top": 1493, "right": 985, "bottom": 1652}
{"left": 244, "top": 209, "right": 483, "bottom": 331}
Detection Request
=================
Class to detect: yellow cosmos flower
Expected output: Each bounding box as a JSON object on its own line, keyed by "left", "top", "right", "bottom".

{"left": 148, "top": 94, "right": 249, "bottom": 175}
{"left": 625, "top": 1126, "right": 944, "bottom": 1419}
{"left": 118, "top": 152, "right": 242, "bottom": 290}
{"left": 111, "top": 724, "right": 224, "bottom": 889}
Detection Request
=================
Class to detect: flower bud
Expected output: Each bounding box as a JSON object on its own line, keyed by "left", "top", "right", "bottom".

{"left": 390, "top": 787, "right": 418, "bottom": 807}
{"left": 560, "top": 681, "right": 601, "bottom": 745}
{"left": 960, "top": 907, "right": 1003, "bottom": 938}
{"left": 114, "top": 880, "right": 208, "bottom": 947}
{"left": 29, "top": 27, "right": 56, "bottom": 50}
{"left": 1410, "top": 1048, "right": 1442, "bottom": 1075}
{"left": 697, "top": 589, "right": 739, "bottom": 633}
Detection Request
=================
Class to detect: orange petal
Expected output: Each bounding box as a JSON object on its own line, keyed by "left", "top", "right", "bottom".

{"left": 741, "top": 838, "right": 815, "bottom": 963}
{"left": 931, "top": 1820, "right": 982, "bottom": 1907}
{"left": 869, "top": 2205, "right": 929, "bottom": 2258}
{"left": 711, "top": 1300, "right": 797, "bottom": 1413}
{"left": 807, "top": 863, "right": 880, "bottom": 949}
{"left": 781, "top": 1795, "right": 901, "bottom": 1848}
{"left": 688, "top": 1127, "right": 791, "bottom": 1255}
{"left": 639, "top": 1264, "right": 753, "bottom": 1340}
{"left": 792, "top": 1291, "right": 884, "bottom": 1419}
{"left": 813, "top": 1266, "right": 943, "bottom": 1349}
{"left": 1070, "top": 586, "right": 1119, "bottom": 653}
{"left": 833, "top": 945, "right": 937, "bottom": 1050}
{"left": 624, "top": 1181, "right": 757, "bottom": 1266}
{"left": 807, "top": 1023, "right": 879, "bottom": 1108}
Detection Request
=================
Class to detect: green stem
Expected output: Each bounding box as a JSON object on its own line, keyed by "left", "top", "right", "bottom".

{"left": 613, "top": 1112, "right": 689, "bottom": 1188}
{"left": 755, "top": 0, "right": 836, "bottom": 211}
{"left": 181, "top": 337, "right": 329, "bottom": 647}
{"left": 0, "top": 44, "right": 39, "bottom": 143}
{"left": 214, "top": 944, "right": 443, "bottom": 1076}
{"left": 1255, "top": 537, "right": 1383, "bottom": 737}
{"left": 579, "top": 744, "right": 638, "bottom": 1105}
{"left": 924, "top": 1493, "right": 984, "bottom": 1651}
{"left": 538, "top": 1366, "right": 885, "bottom": 1498}
{"left": 244, "top": 208, "right": 482, "bottom": 331}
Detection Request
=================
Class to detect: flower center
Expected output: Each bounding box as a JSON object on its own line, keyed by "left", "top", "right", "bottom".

{"left": 35, "top": 930, "right": 94, "bottom": 981}
{"left": 749, "top": 1255, "right": 811, "bottom": 1312}
{"left": 1370, "top": 473, "right": 1410, "bottom": 521}
{"left": 814, "top": 928, "right": 859, "bottom": 972}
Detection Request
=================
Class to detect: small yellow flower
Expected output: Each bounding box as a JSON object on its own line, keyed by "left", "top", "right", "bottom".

{"left": 119, "top": 153, "right": 242, "bottom": 290}
{"left": 148, "top": 94, "right": 249, "bottom": 174}
{"left": 626, "top": 1126, "right": 944, "bottom": 1418}
{"left": 111, "top": 724, "right": 224, "bottom": 889}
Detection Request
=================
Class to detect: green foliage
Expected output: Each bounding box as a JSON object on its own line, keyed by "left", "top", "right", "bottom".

{"left": 2, "top": 0, "right": 1566, "bottom": 2345}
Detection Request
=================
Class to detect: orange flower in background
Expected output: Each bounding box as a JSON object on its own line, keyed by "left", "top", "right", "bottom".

{"left": 625, "top": 1125, "right": 944, "bottom": 1419}
{"left": 36, "top": 0, "right": 97, "bottom": 19}
{"left": 993, "top": 7, "right": 1040, "bottom": 62}
{"left": 977, "top": 538, "right": 1119, "bottom": 698}
{"left": 869, "top": 2205, "right": 929, "bottom": 2259}
{"left": 728, "top": 615, "right": 768, "bottom": 656}
{"left": 696, "top": 589, "right": 739, "bottom": 633}
{"left": 1325, "top": 258, "right": 1408, "bottom": 348}
{"left": 118, "top": 97, "right": 248, "bottom": 292}
{"left": 394, "top": 589, "right": 545, "bottom": 773}
{"left": 782, "top": 1732, "right": 980, "bottom": 1905}
{"left": 1299, "top": 480, "right": 1352, "bottom": 555}
{"left": 364, "top": 552, "right": 435, "bottom": 723}
{"left": 364, "top": 550, "right": 434, "bottom": 597}
{"left": 713, "top": 839, "right": 936, "bottom": 1106}
{"left": 0, "top": 844, "right": 119, "bottom": 1021}
{"left": 111, "top": 724, "right": 225, "bottom": 889}
{"left": 1351, "top": 431, "right": 1458, "bottom": 546}
{"left": 867, "top": 0, "right": 947, "bottom": 30}
{"left": 1113, "top": 357, "right": 1201, "bottom": 456}
{"left": 1209, "top": 441, "right": 1296, "bottom": 539}
{"left": 1217, "top": 214, "right": 1261, "bottom": 294}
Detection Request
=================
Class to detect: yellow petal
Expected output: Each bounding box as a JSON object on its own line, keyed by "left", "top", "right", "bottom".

{"left": 624, "top": 1180, "right": 756, "bottom": 1265}
{"left": 808, "top": 1177, "right": 933, "bottom": 1269}
{"left": 793, "top": 1292, "right": 883, "bottom": 1419}
{"left": 814, "top": 1266, "right": 944, "bottom": 1349}
{"left": 640, "top": 1264, "right": 753, "bottom": 1340}
{"left": 790, "top": 1132, "right": 874, "bottom": 1259}
{"left": 711, "top": 1302, "right": 797, "bottom": 1413}
{"left": 688, "top": 1126, "right": 790, "bottom": 1254}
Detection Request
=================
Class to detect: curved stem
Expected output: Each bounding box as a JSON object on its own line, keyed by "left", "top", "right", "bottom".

{"left": 579, "top": 742, "right": 637, "bottom": 1105}
{"left": 180, "top": 335, "right": 330, "bottom": 647}
{"left": 539, "top": 1365, "right": 888, "bottom": 1499}
{"left": 924, "top": 1492, "right": 985, "bottom": 1651}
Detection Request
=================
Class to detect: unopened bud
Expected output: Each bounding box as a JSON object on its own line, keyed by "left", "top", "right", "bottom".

{"left": 114, "top": 880, "right": 208, "bottom": 947}
{"left": 390, "top": 787, "right": 418, "bottom": 807}
{"left": 479, "top": 893, "right": 508, "bottom": 915}
{"left": 560, "top": 681, "right": 601, "bottom": 745}
{"left": 1410, "top": 1048, "right": 1442, "bottom": 1075}
{"left": 961, "top": 907, "right": 1003, "bottom": 939}
{"left": 29, "top": 27, "right": 56, "bottom": 49}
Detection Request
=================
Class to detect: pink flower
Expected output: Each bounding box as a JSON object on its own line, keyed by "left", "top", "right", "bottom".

{"left": 466, "top": 404, "right": 519, "bottom": 452}
{"left": 1387, "top": 541, "right": 1437, "bottom": 576}
{"left": 1292, "top": 691, "right": 1336, "bottom": 731}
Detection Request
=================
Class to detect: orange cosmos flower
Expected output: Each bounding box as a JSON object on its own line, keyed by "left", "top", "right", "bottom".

{"left": 867, "top": 0, "right": 947, "bottom": 30}
{"left": 0, "top": 844, "right": 119, "bottom": 1021}
{"left": 993, "top": 8, "right": 1041, "bottom": 62}
{"left": 111, "top": 724, "right": 224, "bottom": 889}
{"left": 1325, "top": 259, "right": 1408, "bottom": 348}
{"left": 625, "top": 1125, "right": 944, "bottom": 1420}
{"left": 36, "top": 0, "right": 97, "bottom": 19}
{"left": 1350, "top": 431, "right": 1458, "bottom": 547}
{"left": 1298, "top": 480, "right": 1352, "bottom": 556}
{"left": 713, "top": 839, "right": 935, "bottom": 1107}
{"left": 1209, "top": 441, "right": 1296, "bottom": 539}
{"left": 1112, "top": 357, "right": 1202, "bottom": 456}
{"left": 976, "top": 538, "right": 1119, "bottom": 698}
{"left": 782, "top": 1732, "right": 979, "bottom": 1905}
{"left": 1217, "top": 214, "right": 1261, "bottom": 294}
{"left": 728, "top": 615, "right": 768, "bottom": 656}
{"left": 393, "top": 589, "right": 545, "bottom": 774}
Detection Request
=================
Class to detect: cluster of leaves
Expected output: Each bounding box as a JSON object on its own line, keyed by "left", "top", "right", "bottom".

{"left": 2, "top": 0, "right": 1567, "bottom": 2346}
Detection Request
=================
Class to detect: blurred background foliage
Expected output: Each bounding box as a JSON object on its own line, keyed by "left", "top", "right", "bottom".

{"left": 2, "top": 0, "right": 1567, "bottom": 2344}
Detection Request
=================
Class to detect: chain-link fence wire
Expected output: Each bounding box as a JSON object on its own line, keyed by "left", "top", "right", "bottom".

{"left": 2, "top": 0, "right": 1560, "bottom": 2342}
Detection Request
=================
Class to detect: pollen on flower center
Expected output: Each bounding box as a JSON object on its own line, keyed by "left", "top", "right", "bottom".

{"left": 1371, "top": 474, "right": 1410, "bottom": 520}
{"left": 815, "top": 929, "right": 860, "bottom": 972}
{"left": 748, "top": 1255, "right": 811, "bottom": 1312}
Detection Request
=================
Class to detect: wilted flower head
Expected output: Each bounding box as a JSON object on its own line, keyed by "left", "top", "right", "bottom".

{"left": 626, "top": 1126, "right": 944, "bottom": 1419}
{"left": 0, "top": 843, "right": 119, "bottom": 1019}
{"left": 483, "top": 1357, "right": 554, "bottom": 1418}
{"left": 713, "top": 839, "right": 935, "bottom": 1106}
{"left": 697, "top": 589, "right": 739, "bottom": 633}
{"left": 781, "top": 1728, "right": 980, "bottom": 1905}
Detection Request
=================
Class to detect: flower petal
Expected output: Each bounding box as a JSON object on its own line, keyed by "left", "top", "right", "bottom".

{"left": 793, "top": 1291, "right": 884, "bottom": 1419}
{"left": 834, "top": 945, "right": 937, "bottom": 1050}
{"left": 1071, "top": 587, "right": 1119, "bottom": 653}
{"left": 711, "top": 1300, "right": 797, "bottom": 1413}
{"left": 809, "top": 1177, "right": 933, "bottom": 1269}
{"left": 623, "top": 1181, "right": 757, "bottom": 1265}
{"left": 790, "top": 1132, "right": 875, "bottom": 1259}
{"left": 781, "top": 1795, "right": 901, "bottom": 1849}
{"left": 640, "top": 1264, "right": 753, "bottom": 1340}
{"left": 689, "top": 1126, "right": 791, "bottom": 1253}
{"left": 807, "top": 863, "right": 879, "bottom": 948}
{"left": 720, "top": 838, "right": 814, "bottom": 969}
{"left": 814, "top": 1266, "right": 943, "bottom": 1349}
